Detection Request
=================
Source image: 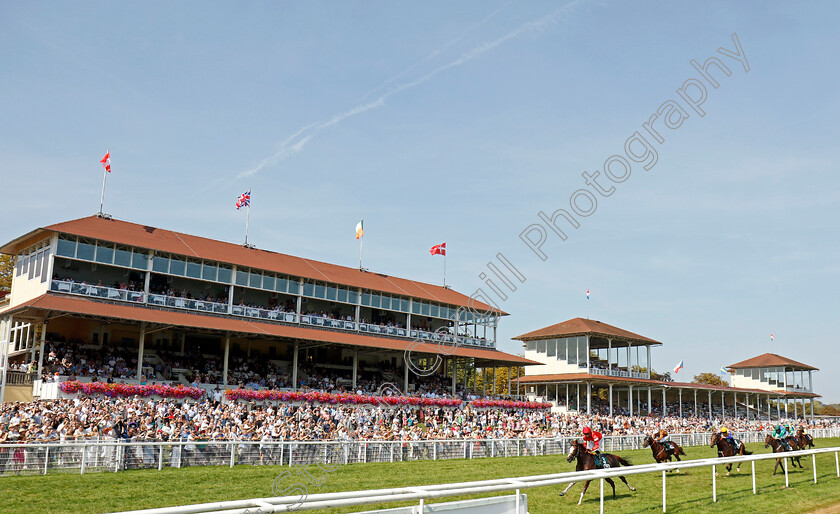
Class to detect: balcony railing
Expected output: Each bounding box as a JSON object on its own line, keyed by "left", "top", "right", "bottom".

{"left": 589, "top": 368, "right": 649, "bottom": 379}
{"left": 50, "top": 279, "right": 494, "bottom": 348}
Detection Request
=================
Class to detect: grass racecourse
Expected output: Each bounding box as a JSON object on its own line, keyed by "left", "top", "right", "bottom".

{"left": 2, "top": 438, "right": 840, "bottom": 513}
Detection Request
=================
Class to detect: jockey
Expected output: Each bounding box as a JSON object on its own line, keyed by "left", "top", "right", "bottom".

{"left": 654, "top": 427, "right": 672, "bottom": 452}
{"left": 772, "top": 424, "right": 792, "bottom": 451}
{"left": 582, "top": 426, "right": 609, "bottom": 468}
{"left": 719, "top": 427, "right": 739, "bottom": 451}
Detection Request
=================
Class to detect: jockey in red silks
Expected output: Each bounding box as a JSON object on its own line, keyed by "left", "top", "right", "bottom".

{"left": 582, "top": 426, "right": 608, "bottom": 467}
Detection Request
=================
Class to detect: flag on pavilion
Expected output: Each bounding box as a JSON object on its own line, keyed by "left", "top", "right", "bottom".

{"left": 720, "top": 365, "right": 728, "bottom": 375}
{"left": 100, "top": 151, "right": 111, "bottom": 173}
{"left": 355, "top": 220, "right": 364, "bottom": 239}
{"left": 673, "top": 360, "right": 684, "bottom": 374}
{"left": 430, "top": 243, "right": 446, "bottom": 256}
{"left": 236, "top": 190, "right": 251, "bottom": 210}
{"left": 770, "top": 333, "right": 775, "bottom": 342}
{"left": 586, "top": 289, "right": 590, "bottom": 300}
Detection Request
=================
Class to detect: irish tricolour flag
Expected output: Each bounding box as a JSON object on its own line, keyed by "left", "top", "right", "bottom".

{"left": 355, "top": 220, "right": 364, "bottom": 239}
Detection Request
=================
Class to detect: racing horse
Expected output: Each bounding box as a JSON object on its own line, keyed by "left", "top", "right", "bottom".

{"left": 559, "top": 440, "right": 636, "bottom": 505}
{"left": 710, "top": 432, "right": 752, "bottom": 476}
{"left": 795, "top": 427, "right": 815, "bottom": 449}
{"left": 643, "top": 434, "right": 686, "bottom": 468}
{"left": 764, "top": 434, "right": 803, "bottom": 476}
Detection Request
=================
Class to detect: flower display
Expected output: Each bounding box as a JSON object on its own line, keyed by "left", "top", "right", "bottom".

{"left": 224, "top": 389, "right": 548, "bottom": 410}
{"left": 58, "top": 381, "right": 206, "bottom": 400}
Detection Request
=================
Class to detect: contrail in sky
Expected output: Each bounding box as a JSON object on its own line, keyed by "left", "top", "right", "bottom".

{"left": 237, "top": 1, "right": 582, "bottom": 180}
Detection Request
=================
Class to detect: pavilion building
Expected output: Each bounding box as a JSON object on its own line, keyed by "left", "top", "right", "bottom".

{"left": 515, "top": 318, "right": 820, "bottom": 420}
{"left": 0, "top": 215, "right": 536, "bottom": 402}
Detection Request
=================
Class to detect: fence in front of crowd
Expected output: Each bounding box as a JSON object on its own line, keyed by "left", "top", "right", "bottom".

{"left": 0, "top": 428, "right": 837, "bottom": 477}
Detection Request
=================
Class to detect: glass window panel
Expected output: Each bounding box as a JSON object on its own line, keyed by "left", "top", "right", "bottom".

{"left": 114, "top": 246, "right": 132, "bottom": 267}
{"left": 132, "top": 250, "right": 149, "bottom": 270}
{"left": 370, "top": 294, "right": 380, "bottom": 308}
{"left": 536, "top": 340, "right": 546, "bottom": 354}
{"left": 153, "top": 255, "right": 169, "bottom": 273}
{"left": 169, "top": 258, "right": 185, "bottom": 276}
{"left": 235, "top": 268, "right": 249, "bottom": 286}
{"left": 312, "top": 284, "right": 324, "bottom": 298}
{"left": 28, "top": 255, "right": 36, "bottom": 279}
{"left": 40, "top": 248, "right": 51, "bottom": 283}
{"left": 16, "top": 255, "right": 23, "bottom": 276}
{"left": 76, "top": 241, "right": 95, "bottom": 261}
{"left": 526, "top": 341, "right": 536, "bottom": 351}
{"left": 202, "top": 263, "right": 218, "bottom": 282}
{"left": 546, "top": 339, "right": 556, "bottom": 357}
{"left": 303, "top": 282, "right": 314, "bottom": 297}
{"left": 57, "top": 237, "right": 76, "bottom": 257}
{"left": 95, "top": 244, "right": 114, "bottom": 264}
{"left": 429, "top": 304, "right": 438, "bottom": 318}
{"left": 337, "top": 288, "right": 348, "bottom": 303}
{"left": 262, "top": 274, "right": 275, "bottom": 291}
{"left": 186, "top": 259, "right": 202, "bottom": 279}
{"left": 401, "top": 299, "right": 410, "bottom": 312}
{"left": 421, "top": 302, "right": 430, "bottom": 316}
{"left": 326, "top": 286, "right": 337, "bottom": 301}
{"left": 34, "top": 251, "right": 43, "bottom": 278}
{"left": 568, "top": 340, "right": 577, "bottom": 364}
{"left": 249, "top": 271, "right": 262, "bottom": 289}
{"left": 287, "top": 279, "right": 300, "bottom": 295}
{"left": 347, "top": 290, "right": 358, "bottom": 304}
{"left": 275, "top": 277, "right": 287, "bottom": 292}
{"left": 412, "top": 301, "right": 421, "bottom": 314}
{"left": 380, "top": 296, "right": 391, "bottom": 310}
{"left": 217, "top": 266, "right": 232, "bottom": 284}
{"left": 558, "top": 339, "right": 567, "bottom": 360}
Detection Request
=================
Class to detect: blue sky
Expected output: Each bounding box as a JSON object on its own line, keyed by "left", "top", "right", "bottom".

{"left": 2, "top": 1, "right": 838, "bottom": 401}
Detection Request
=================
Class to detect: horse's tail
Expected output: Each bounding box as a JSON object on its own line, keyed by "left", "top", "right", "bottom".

{"left": 615, "top": 456, "right": 632, "bottom": 467}
{"left": 677, "top": 446, "right": 686, "bottom": 456}
{"left": 743, "top": 449, "right": 753, "bottom": 455}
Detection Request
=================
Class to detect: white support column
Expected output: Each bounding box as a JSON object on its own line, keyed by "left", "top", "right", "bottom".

{"left": 404, "top": 364, "right": 409, "bottom": 393}
{"left": 628, "top": 385, "right": 633, "bottom": 416}
{"left": 586, "top": 382, "right": 591, "bottom": 415}
{"left": 352, "top": 351, "right": 358, "bottom": 390}
{"left": 708, "top": 390, "right": 713, "bottom": 419}
{"left": 746, "top": 394, "right": 750, "bottom": 421}
{"left": 734, "top": 393, "right": 738, "bottom": 418}
{"left": 647, "top": 386, "right": 652, "bottom": 416}
{"left": 222, "top": 333, "right": 230, "bottom": 386}
{"left": 646, "top": 345, "right": 651, "bottom": 378}
{"left": 36, "top": 322, "right": 47, "bottom": 379}
{"left": 678, "top": 389, "right": 683, "bottom": 418}
{"left": 626, "top": 342, "right": 631, "bottom": 374}
{"left": 720, "top": 390, "right": 725, "bottom": 417}
{"left": 0, "top": 317, "right": 11, "bottom": 403}
{"left": 776, "top": 396, "right": 781, "bottom": 419}
{"left": 694, "top": 389, "right": 698, "bottom": 417}
{"left": 661, "top": 388, "right": 666, "bottom": 416}
{"left": 566, "top": 383, "right": 570, "bottom": 410}
{"left": 607, "top": 339, "right": 612, "bottom": 374}
{"left": 136, "top": 322, "right": 146, "bottom": 380}
{"left": 585, "top": 335, "right": 590, "bottom": 373}
{"left": 609, "top": 383, "right": 613, "bottom": 416}
{"left": 576, "top": 383, "right": 580, "bottom": 411}
{"left": 452, "top": 359, "right": 457, "bottom": 395}
{"left": 292, "top": 341, "right": 299, "bottom": 391}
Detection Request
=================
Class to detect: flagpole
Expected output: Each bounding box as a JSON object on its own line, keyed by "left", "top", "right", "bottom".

{"left": 443, "top": 251, "right": 447, "bottom": 287}
{"left": 99, "top": 157, "right": 108, "bottom": 215}
{"left": 359, "top": 237, "right": 363, "bottom": 269}
{"left": 245, "top": 202, "right": 251, "bottom": 246}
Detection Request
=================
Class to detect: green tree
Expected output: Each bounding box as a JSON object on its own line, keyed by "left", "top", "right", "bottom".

{"left": 651, "top": 370, "right": 673, "bottom": 382}
{"left": 692, "top": 372, "right": 728, "bottom": 386}
{"left": 0, "top": 254, "right": 13, "bottom": 293}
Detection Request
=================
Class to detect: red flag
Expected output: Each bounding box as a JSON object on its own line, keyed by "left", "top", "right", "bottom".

{"left": 100, "top": 151, "right": 111, "bottom": 173}
{"left": 430, "top": 243, "right": 446, "bottom": 256}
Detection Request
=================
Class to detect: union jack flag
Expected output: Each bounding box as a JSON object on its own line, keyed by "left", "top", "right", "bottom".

{"left": 236, "top": 190, "right": 251, "bottom": 210}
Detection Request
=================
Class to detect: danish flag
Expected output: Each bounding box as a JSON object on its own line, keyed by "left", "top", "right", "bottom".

{"left": 430, "top": 243, "right": 446, "bottom": 256}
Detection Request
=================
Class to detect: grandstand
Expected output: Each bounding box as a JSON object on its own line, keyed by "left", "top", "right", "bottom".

{"left": 516, "top": 318, "right": 820, "bottom": 420}
{"left": 0, "top": 214, "right": 536, "bottom": 403}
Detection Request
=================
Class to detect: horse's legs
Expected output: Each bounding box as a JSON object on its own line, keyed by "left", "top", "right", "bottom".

{"left": 605, "top": 477, "right": 617, "bottom": 498}
{"left": 773, "top": 458, "right": 781, "bottom": 476}
{"left": 559, "top": 481, "right": 576, "bottom": 496}
{"left": 578, "top": 480, "right": 591, "bottom": 506}
{"left": 618, "top": 475, "right": 635, "bottom": 492}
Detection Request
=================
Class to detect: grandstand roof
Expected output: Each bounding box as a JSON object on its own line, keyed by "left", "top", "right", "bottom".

{"left": 727, "top": 353, "right": 818, "bottom": 371}
{"left": 0, "top": 215, "right": 506, "bottom": 315}
{"left": 517, "top": 373, "right": 820, "bottom": 398}
{"left": 513, "top": 317, "right": 660, "bottom": 345}
{"left": 6, "top": 294, "right": 535, "bottom": 366}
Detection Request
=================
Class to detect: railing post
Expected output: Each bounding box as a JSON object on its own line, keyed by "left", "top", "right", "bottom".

{"left": 784, "top": 456, "right": 789, "bottom": 488}
{"left": 751, "top": 461, "right": 756, "bottom": 494}
{"left": 433, "top": 443, "right": 437, "bottom": 461}
{"left": 712, "top": 465, "right": 717, "bottom": 502}
{"left": 662, "top": 469, "right": 667, "bottom": 512}
{"left": 43, "top": 447, "right": 49, "bottom": 475}
{"left": 813, "top": 454, "right": 817, "bottom": 483}
{"left": 390, "top": 444, "right": 394, "bottom": 463}
{"left": 230, "top": 442, "right": 236, "bottom": 468}
{"left": 835, "top": 451, "right": 839, "bottom": 477}
{"left": 158, "top": 445, "right": 164, "bottom": 471}
{"left": 80, "top": 445, "right": 87, "bottom": 475}
{"left": 599, "top": 478, "right": 604, "bottom": 514}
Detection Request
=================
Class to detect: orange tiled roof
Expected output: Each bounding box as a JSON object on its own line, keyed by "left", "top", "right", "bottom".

{"left": 514, "top": 318, "right": 660, "bottom": 344}
{"left": 727, "top": 353, "right": 817, "bottom": 371}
